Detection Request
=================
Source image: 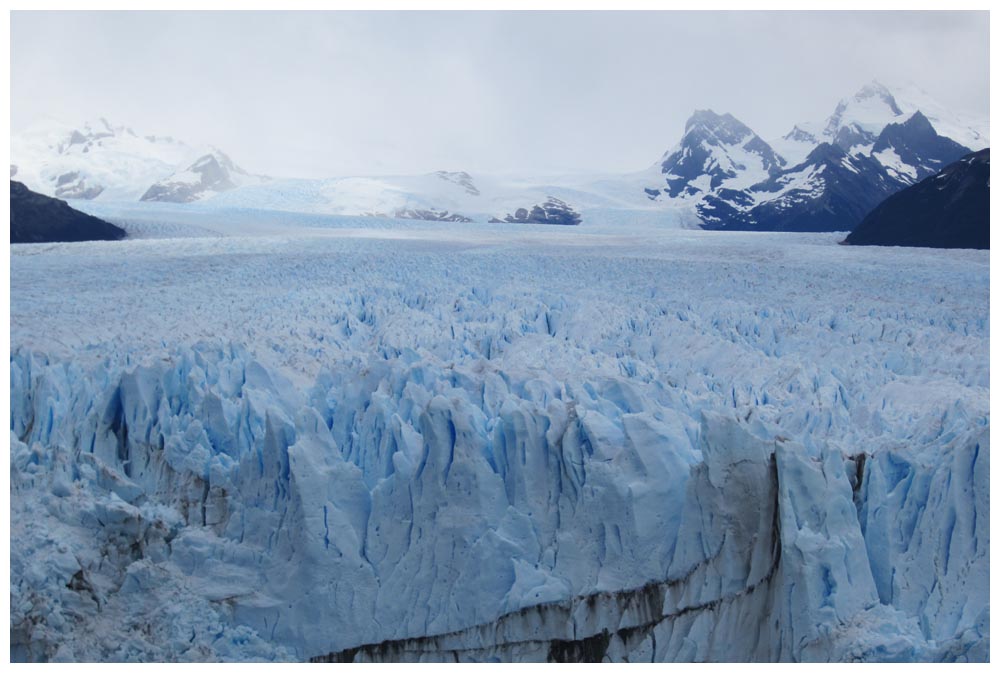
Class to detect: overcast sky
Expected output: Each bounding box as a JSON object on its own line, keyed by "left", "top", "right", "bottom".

{"left": 10, "top": 11, "right": 990, "bottom": 178}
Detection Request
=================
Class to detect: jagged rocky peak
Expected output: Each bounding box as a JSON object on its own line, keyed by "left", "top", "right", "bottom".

{"left": 893, "top": 109, "right": 934, "bottom": 134}
{"left": 783, "top": 125, "right": 817, "bottom": 143}
{"left": 827, "top": 81, "right": 903, "bottom": 128}
{"left": 823, "top": 80, "right": 905, "bottom": 150}
{"left": 873, "top": 109, "right": 949, "bottom": 149}
{"left": 698, "top": 137, "right": 907, "bottom": 233}
{"left": 657, "top": 109, "right": 784, "bottom": 199}
{"left": 141, "top": 149, "right": 251, "bottom": 203}
{"left": 871, "top": 110, "right": 972, "bottom": 184}
{"left": 435, "top": 170, "right": 480, "bottom": 196}
{"left": 682, "top": 109, "right": 756, "bottom": 144}
{"left": 854, "top": 80, "right": 902, "bottom": 110}
{"left": 801, "top": 140, "right": 848, "bottom": 165}
{"left": 770, "top": 82, "right": 905, "bottom": 165}
{"left": 779, "top": 79, "right": 988, "bottom": 162}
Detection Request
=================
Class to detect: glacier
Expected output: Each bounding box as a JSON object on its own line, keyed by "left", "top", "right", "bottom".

{"left": 9, "top": 218, "right": 989, "bottom": 662}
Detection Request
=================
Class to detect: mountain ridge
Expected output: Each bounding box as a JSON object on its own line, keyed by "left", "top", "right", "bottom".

{"left": 10, "top": 82, "right": 987, "bottom": 230}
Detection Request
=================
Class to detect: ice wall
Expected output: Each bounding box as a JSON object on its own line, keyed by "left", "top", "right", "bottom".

{"left": 9, "top": 341, "right": 988, "bottom": 662}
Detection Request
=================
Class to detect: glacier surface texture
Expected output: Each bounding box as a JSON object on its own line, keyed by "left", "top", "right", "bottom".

{"left": 9, "top": 217, "right": 989, "bottom": 662}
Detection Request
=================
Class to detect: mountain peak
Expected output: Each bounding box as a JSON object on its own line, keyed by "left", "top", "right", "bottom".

{"left": 822, "top": 82, "right": 906, "bottom": 150}
{"left": 900, "top": 109, "right": 934, "bottom": 133}
{"left": 141, "top": 149, "right": 258, "bottom": 203}
{"left": 679, "top": 110, "right": 761, "bottom": 153}
{"left": 802, "top": 140, "right": 848, "bottom": 165}
{"left": 684, "top": 109, "right": 745, "bottom": 134}
{"left": 871, "top": 109, "right": 972, "bottom": 184}
{"left": 656, "top": 110, "right": 782, "bottom": 199}
{"left": 853, "top": 80, "right": 902, "bottom": 113}
{"left": 783, "top": 125, "right": 817, "bottom": 143}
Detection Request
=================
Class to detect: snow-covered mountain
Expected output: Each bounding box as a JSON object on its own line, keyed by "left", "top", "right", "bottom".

{"left": 10, "top": 118, "right": 259, "bottom": 203}
{"left": 869, "top": 111, "right": 972, "bottom": 184}
{"left": 770, "top": 81, "right": 989, "bottom": 165}
{"left": 200, "top": 169, "right": 661, "bottom": 225}
{"left": 141, "top": 149, "right": 263, "bottom": 203}
{"left": 9, "top": 118, "right": 660, "bottom": 225}
{"left": 883, "top": 81, "right": 989, "bottom": 152}
{"left": 649, "top": 110, "right": 785, "bottom": 201}
{"left": 10, "top": 82, "right": 986, "bottom": 231}
{"left": 697, "top": 142, "right": 904, "bottom": 232}
{"left": 646, "top": 81, "right": 984, "bottom": 232}
{"left": 822, "top": 81, "right": 908, "bottom": 152}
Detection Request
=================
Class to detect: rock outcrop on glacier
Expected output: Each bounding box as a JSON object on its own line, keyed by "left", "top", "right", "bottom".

{"left": 490, "top": 197, "right": 582, "bottom": 225}
{"left": 365, "top": 207, "right": 473, "bottom": 223}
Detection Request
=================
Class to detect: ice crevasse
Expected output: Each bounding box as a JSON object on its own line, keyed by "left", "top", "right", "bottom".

{"left": 9, "top": 340, "right": 988, "bottom": 662}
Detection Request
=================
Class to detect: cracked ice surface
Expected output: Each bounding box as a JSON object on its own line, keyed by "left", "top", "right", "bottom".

{"left": 9, "top": 220, "right": 989, "bottom": 661}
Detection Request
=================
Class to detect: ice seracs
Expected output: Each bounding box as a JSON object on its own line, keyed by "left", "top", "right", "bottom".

{"left": 9, "top": 223, "right": 989, "bottom": 662}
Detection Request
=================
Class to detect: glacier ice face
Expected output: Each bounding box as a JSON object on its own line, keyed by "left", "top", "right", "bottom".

{"left": 9, "top": 227, "right": 989, "bottom": 661}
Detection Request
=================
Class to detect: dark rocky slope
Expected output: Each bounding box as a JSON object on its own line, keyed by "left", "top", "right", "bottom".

{"left": 10, "top": 180, "right": 125, "bottom": 243}
{"left": 844, "top": 149, "right": 989, "bottom": 249}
